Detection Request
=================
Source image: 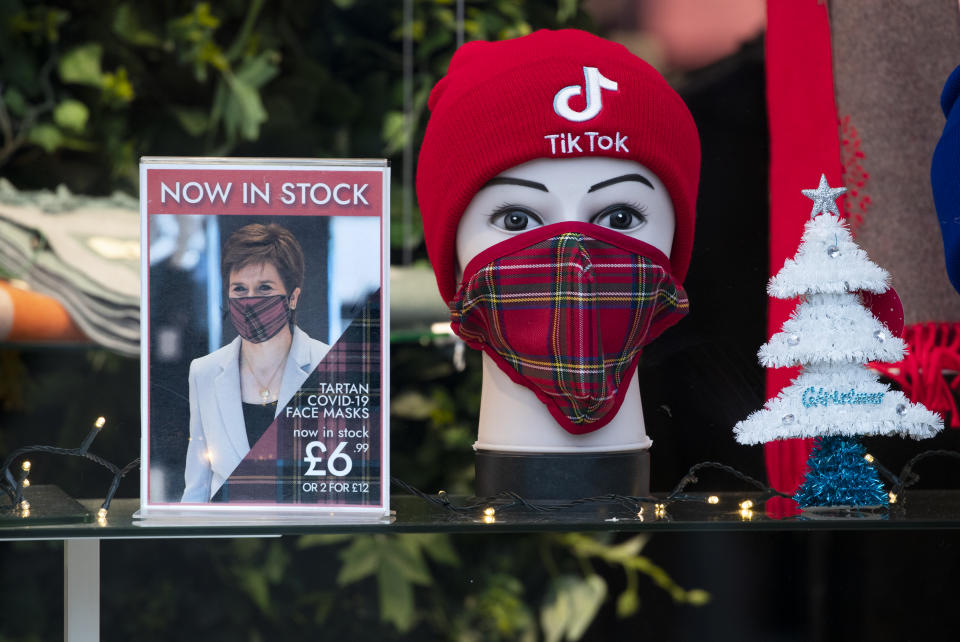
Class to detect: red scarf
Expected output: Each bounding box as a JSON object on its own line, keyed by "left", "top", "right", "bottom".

{"left": 765, "top": 0, "right": 845, "bottom": 502}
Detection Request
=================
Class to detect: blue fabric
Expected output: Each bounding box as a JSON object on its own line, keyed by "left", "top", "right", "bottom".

{"left": 931, "top": 64, "right": 960, "bottom": 294}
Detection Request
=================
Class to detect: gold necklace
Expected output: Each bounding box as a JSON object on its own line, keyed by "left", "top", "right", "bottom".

{"left": 244, "top": 354, "right": 287, "bottom": 405}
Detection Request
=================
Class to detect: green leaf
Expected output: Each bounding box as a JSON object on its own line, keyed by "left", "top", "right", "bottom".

{"left": 390, "top": 536, "right": 433, "bottom": 585}
{"left": 53, "top": 100, "right": 89, "bottom": 133}
{"left": 599, "top": 535, "right": 649, "bottom": 563}
{"left": 112, "top": 4, "right": 162, "bottom": 47}
{"left": 615, "top": 588, "right": 639, "bottom": 618}
{"left": 557, "top": 0, "right": 578, "bottom": 22}
{"left": 390, "top": 390, "right": 437, "bottom": 420}
{"left": 26, "top": 124, "right": 63, "bottom": 152}
{"left": 622, "top": 555, "right": 710, "bottom": 605}
{"left": 686, "top": 589, "right": 711, "bottom": 606}
{"left": 416, "top": 534, "right": 459, "bottom": 567}
{"left": 336, "top": 537, "right": 380, "bottom": 585}
{"left": 223, "top": 73, "right": 268, "bottom": 141}
{"left": 3, "top": 87, "right": 27, "bottom": 118}
{"left": 378, "top": 563, "right": 416, "bottom": 632}
{"left": 171, "top": 106, "right": 210, "bottom": 137}
{"left": 263, "top": 541, "right": 289, "bottom": 584}
{"left": 297, "top": 533, "right": 352, "bottom": 548}
{"left": 237, "top": 569, "right": 270, "bottom": 612}
{"left": 382, "top": 111, "right": 409, "bottom": 156}
{"left": 59, "top": 43, "right": 104, "bottom": 86}
{"left": 102, "top": 67, "right": 135, "bottom": 104}
{"left": 541, "top": 575, "right": 607, "bottom": 642}
{"left": 234, "top": 52, "right": 280, "bottom": 90}
{"left": 224, "top": 0, "right": 267, "bottom": 61}
{"left": 44, "top": 8, "right": 70, "bottom": 42}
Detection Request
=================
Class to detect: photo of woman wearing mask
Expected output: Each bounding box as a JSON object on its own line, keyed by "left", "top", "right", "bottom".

{"left": 181, "top": 223, "right": 329, "bottom": 502}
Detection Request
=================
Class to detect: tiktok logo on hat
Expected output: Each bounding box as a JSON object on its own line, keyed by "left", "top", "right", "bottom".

{"left": 553, "top": 66, "right": 619, "bottom": 122}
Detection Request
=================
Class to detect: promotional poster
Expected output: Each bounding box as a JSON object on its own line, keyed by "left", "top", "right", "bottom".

{"left": 139, "top": 158, "right": 389, "bottom": 519}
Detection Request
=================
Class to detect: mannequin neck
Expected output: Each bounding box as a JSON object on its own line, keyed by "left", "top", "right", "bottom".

{"left": 474, "top": 353, "right": 651, "bottom": 453}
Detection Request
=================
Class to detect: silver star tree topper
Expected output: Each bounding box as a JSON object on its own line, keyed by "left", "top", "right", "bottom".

{"left": 801, "top": 174, "right": 848, "bottom": 218}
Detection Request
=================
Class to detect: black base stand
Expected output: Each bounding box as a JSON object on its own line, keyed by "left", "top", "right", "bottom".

{"left": 475, "top": 449, "right": 650, "bottom": 501}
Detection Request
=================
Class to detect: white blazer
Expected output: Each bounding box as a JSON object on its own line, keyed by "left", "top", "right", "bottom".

{"left": 181, "top": 326, "right": 329, "bottom": 502}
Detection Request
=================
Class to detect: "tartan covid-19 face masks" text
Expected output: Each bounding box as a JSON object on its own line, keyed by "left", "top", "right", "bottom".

{"left": 229, "top": 294, "right": 292, "bottom": 343}
{"left": 449, "top": 222, "right": 689, "bottom": 434}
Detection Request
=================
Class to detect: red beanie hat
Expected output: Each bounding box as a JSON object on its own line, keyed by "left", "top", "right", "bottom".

{"left": 417, "top": 28, "right": 701, "bottom": 303}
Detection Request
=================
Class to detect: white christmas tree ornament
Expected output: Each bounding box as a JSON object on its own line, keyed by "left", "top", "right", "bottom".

{"left": 733, "top": 174, "right": 943, "bottom": 508}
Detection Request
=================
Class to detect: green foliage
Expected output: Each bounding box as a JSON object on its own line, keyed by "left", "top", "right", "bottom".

{"left": 53, "top": 99, "right": 88, "bottom": 132}
{"left": 1, "top": 0, "right": 593, "bottom": 255}
{"left": 300, "top": 532, "right": 459, "bottom": 632}
{"left": 292, "top": 502, "right": 708, "bottom": 641}
{"left": 541, "top": 575, "right": 607, "bottom": 642}
{"left": 389, "top": 340, "right": 482, "bottom": 494}
{"left": 556, "top": 533, "right": 711, "bottom": 611}
{"left": 58, "top": 43, "right": 106, "bottom": 87}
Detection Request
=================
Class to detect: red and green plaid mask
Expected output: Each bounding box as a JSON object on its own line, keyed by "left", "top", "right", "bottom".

{"left": 450, "top": 222, "right": 689, "bottom": 434}
{"left": 229, "top": 294, "right": 291, "bottom": 343}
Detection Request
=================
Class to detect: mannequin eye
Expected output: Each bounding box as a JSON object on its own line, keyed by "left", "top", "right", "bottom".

{"left": 490, "top": 206, "right": 543, "bottom": 232}
{"left": 591, "top": 204, "right": 647, "bottom": 231}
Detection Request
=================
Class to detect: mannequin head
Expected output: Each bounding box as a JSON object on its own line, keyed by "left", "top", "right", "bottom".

{"left": 417, "top": 29, "right": 700, "bottom": 441}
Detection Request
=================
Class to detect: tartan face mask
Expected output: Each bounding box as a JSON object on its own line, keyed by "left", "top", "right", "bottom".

{"left": 449, "top": 222, "right": 689, "bottom": 434}
{"left": 229, "top": 294, "right": 292, "bottom": 343}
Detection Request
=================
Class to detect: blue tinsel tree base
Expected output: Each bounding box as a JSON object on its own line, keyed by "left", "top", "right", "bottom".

{"left": 793, "top": 436, "right": 889, "bottom": 509}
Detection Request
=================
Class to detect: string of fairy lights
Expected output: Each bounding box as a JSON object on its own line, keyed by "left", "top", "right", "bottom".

{"left": 1, "top": 415, "right": 959, "bottom": 524}
{"left": 0, "top": 416, "right": 139, "bottom": 525}
{"left": 392, "top": 450, "right": 960, "bottom": 522}
{"left": 391, "top": 461, "right": 793, "bottom": 523}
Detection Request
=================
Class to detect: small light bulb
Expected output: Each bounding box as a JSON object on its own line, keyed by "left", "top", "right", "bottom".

{"left": 740, "top": 500, "right": 754, "bottom": 510}
{"left": 19, "top": 500, "right": 30, "bottom": 511}
{"left": 483, "top": 507, "right": 496, "bottom": 517}
{"left": 864, "top": 454, "right": 875, "bottom": 463}
{"left": 707, "top": 495, "right": 719, "bottom": 505}
{"left": 21, "top": 479, "right": 30, "bottom": 488}
{"left": 95, "top": 416, "right": 106, "bottom": 429}
{"left": 888, "top": 492, "right": 898, "bottom": 504}
{"left": 97, "top": 508, "right": 108, "bottom": 519}
{"left": 21, "top": 509, "right": 30, "bottom": 518}
{"left": 654, "top": 503, "right": 666, "bottom": 518}
{"left": 739, "top": 508, "right": 754, "bottom": 521}
{"left": 437, "top": 490, "right": 447, "bottom": 496}
{"left": 21, "top": 460, "right": 31, "bottom": 472}
{"left": 483, "top": 515, "right": 496, "bottom": 524}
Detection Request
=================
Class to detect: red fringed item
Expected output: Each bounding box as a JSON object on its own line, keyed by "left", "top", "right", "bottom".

{"left": 871, "top": 323, "right": 960, "bottom": 428}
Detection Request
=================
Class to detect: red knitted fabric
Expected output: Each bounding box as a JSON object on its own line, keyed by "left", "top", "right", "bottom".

{"left": 417, "top": 29, "right": 701, "bottom": 303}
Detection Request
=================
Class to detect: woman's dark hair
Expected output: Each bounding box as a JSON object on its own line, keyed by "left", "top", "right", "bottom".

{"left": 221, "top": 223, "right": 305, "bottom": 294}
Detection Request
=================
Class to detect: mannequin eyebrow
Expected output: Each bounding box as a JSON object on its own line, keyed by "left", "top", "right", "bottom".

{"left": 587, "top": 174, "right": 654, "bottom": 193}
{"left": 481, "top": 177, "right": 549, "bottom": 192}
